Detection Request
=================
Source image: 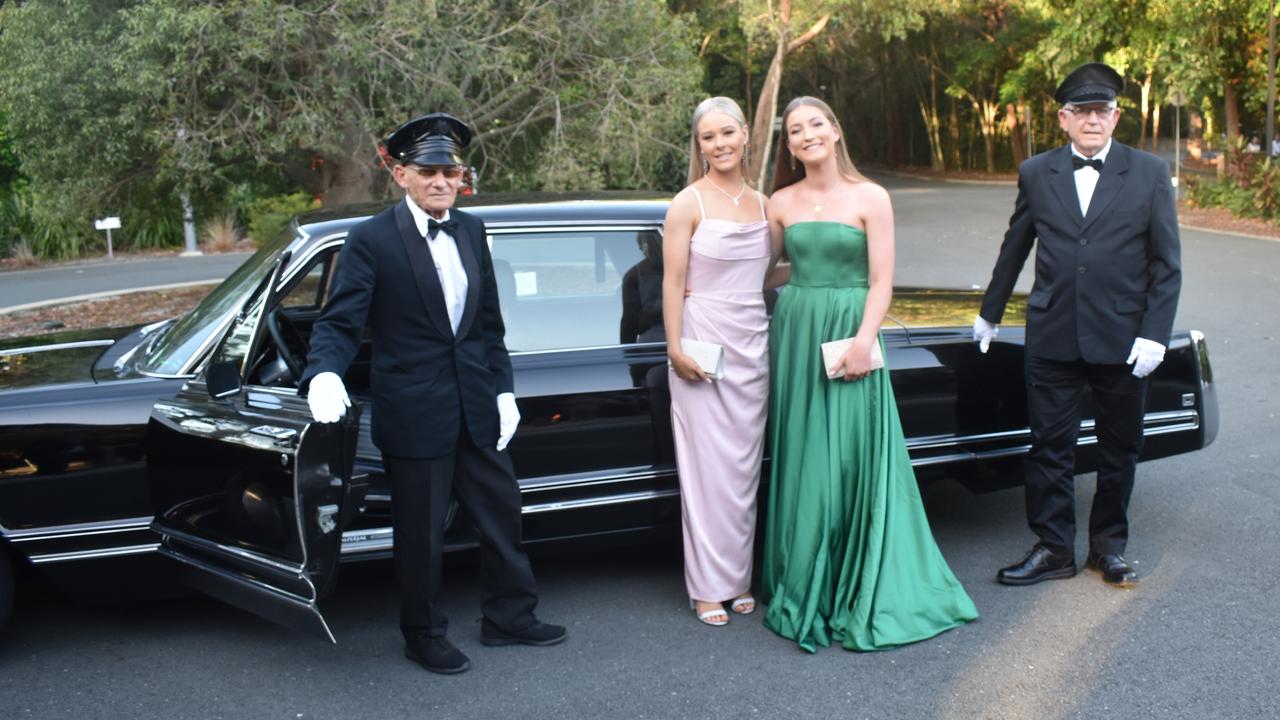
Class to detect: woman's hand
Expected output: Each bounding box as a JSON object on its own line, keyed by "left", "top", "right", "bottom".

{"left": 831, "top": 337, "right": 875, "bottom": 381}
{"left": 669, "top": 351, "right": 710, "bottom": 382}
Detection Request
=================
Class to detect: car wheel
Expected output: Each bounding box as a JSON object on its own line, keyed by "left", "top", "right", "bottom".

{"left": 0, "top": 544, "right": 13, "bottom": 637}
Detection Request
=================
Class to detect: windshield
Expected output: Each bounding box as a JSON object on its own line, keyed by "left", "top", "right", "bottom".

{"left": 139, "top": 228, "right": 298, "bottom": 375}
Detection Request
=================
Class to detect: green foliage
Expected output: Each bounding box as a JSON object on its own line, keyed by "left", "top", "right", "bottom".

{"left": 1, "top": 0, "right": 701, "bottom": 258}
{"left": 1188, "top": 151, "right": 1280, "bottom": 222}
{"left": 245, "top": 192, "right": 319, "bottom": 246}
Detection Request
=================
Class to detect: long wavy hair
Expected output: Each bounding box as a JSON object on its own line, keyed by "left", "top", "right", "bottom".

{"left": 771, "top": 96, "right": 868, "bottom": 192}
{"left": 686, "top": 96, "right": 751, "bottom": 186}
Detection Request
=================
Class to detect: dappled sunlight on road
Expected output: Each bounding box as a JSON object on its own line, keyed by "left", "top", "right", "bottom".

{"left": 941, "top": 562, "right": 1183, "bottom": 720}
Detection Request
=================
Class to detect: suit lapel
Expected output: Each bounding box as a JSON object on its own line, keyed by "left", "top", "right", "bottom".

{"left": 1048, "top": 146, "right": 1085, "bottom": 228}
{"left": 1081, "top": 143, "right": 1129, "bottom": 232}
{"left": 394, "top": 201, "right": 454, "bottom": 338}
{"left": 453, "top": 213, "right": 483, "bottom": 339}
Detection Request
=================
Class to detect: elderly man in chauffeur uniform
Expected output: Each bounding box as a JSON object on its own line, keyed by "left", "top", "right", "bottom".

{"left": 300, "top": 113, "right": 565, "bottom": 674}
{"left": 974, "top": 63, "right": 1181, "bottom": 588}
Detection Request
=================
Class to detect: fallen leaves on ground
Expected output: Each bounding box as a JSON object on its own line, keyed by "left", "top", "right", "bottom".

{"left": 0, "top": 285, "right": 215, "bottom": 340}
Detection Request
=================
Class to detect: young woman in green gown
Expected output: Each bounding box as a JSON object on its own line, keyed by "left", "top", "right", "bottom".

{"left": 760, "top": 96, "right": 978, "bottom": 652}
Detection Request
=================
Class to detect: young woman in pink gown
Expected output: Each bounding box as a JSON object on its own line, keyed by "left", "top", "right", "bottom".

{"left": 663, "top": 97, "right": 773, "bottom": 626}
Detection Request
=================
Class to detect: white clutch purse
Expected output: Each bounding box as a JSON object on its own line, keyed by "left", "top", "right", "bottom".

{"left": 670, "top": 338, "right": 726, "bottom": 380}
{"left": 821, "top": 337, "right": 884, "bottom": 379}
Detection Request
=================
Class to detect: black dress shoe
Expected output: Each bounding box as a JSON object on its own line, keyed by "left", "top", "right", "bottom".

{"left": 1087, "top": 552, "right": 1139, "bottom": 587}
{"left": 997, "top": 544, "right": 1077, "bottom": 586}
{"left": 480, "top": 619, "right": 567, "bottom": 647}
{"left": 404, "top": 634, "right": 471, "bottom": 674}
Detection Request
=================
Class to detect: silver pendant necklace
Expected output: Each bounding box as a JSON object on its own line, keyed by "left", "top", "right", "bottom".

{"left": 705, "top": 176, "right": 748, "bottom": 206}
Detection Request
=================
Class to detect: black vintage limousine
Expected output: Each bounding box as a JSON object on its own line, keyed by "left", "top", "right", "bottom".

{"left": 0, "top": 193, "right": 1219, "bottom": 641}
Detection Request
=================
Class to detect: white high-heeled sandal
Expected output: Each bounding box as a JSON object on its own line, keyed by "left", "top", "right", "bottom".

{"left": 690, "top": 598, "right": 729, "bottom": 626}
{"left": 730, "top": 593, "right": 756, "bottom": 615}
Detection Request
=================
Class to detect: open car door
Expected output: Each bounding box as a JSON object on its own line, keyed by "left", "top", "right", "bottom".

{"left": 147, "top": 250, "right": 362, "bottom": 643}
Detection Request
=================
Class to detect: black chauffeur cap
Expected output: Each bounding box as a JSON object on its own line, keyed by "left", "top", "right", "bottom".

{"left": 385, "top": 112, "right": 472, "bottom": 166}
{"left": 1054, "top": 62, "right": 1124, "bottom": 105}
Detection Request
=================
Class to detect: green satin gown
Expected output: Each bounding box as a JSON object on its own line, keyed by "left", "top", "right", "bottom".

{"left": 761, "top": 221, "right": 978, "bottom": 653}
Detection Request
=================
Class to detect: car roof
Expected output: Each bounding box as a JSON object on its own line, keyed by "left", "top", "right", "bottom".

{"left": 295, "top": 191, "right": 672, "bottom": 238}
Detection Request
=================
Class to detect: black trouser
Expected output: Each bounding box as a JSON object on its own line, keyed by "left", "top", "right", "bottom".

{"left": 1024, "top": 355, "right": 1148, "bottom": 556}
{"left": 384, "top": 429, "right": 538, "bottom": 640}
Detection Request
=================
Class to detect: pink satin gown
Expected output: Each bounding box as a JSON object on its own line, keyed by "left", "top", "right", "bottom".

{"left": 669, "top": 187, "right": 770, "bottom": 603}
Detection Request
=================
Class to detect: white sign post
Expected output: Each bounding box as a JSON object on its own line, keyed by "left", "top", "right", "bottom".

{"left": 94, "top": 216, "right": 121, "bottom": 258}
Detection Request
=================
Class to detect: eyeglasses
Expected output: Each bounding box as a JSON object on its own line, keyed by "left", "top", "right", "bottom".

{"left": 1063, "top": 104, "right": 1117, "bottom": 119}
{"left": 407, "top": 165, "right": 463, "bottom": 179}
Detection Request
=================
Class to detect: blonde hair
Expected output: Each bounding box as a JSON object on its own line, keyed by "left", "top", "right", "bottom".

{"left": 771, "top": 96, "right": 868, "bottom": 192}
{"left": 686, "top": 96, "right": 751, "bottom": 186}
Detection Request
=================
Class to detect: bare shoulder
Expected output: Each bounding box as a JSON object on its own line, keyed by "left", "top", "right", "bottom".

{"left": 665, "top": 186, "right": 700, "bottom": 226}
{"left": 853, "top": 180, "right": 891, "bottom": 206}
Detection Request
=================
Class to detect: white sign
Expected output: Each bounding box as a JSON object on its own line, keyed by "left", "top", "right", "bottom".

{"left": 94, "top": 216, "right": 121, "bottom": 230}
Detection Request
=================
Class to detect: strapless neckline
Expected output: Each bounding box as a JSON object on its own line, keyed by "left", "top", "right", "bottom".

{"left": 786, "top": 220, "right": 866, "bottom": 234}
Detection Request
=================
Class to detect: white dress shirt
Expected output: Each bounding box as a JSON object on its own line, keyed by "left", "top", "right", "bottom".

{"left": 406, "top": 201, "right": 468, "bottom": 334}
{"left": 1071, "top": 139, "right": 1112, "bottom": 218}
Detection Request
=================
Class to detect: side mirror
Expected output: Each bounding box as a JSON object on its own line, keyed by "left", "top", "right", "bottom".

{"left": 206, "top": 361, "right": 243, "bottom": 399}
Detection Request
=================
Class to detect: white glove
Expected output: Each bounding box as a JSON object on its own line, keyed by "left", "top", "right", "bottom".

{"left": 496, "top": 392, "right": 520, "bottom": 452}
{"left": 307, "top": 372, "right": 351, "bottom": 423}
{"left": 1126, "top": 337, "right": 1166, "bottom": 378}
{"left": 973, "top": 315, "right": 998, "bottom": 354}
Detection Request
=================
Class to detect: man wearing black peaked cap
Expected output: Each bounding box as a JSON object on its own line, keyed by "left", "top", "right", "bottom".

{"left": 973, "top": 63, "right": 1181, "bottom": 588}
{"left": 300, "top": 112, "right": 565, "bottom": 674}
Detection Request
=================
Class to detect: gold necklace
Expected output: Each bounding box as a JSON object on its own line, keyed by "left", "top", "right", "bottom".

{"left": 704, "top": 176, "right": 748, "bottom": 206}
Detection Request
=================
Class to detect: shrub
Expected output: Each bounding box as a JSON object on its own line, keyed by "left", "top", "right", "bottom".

{"left": 245, "top": 192, "right": 318, "bottom": 246}
{"left": 1187, "top": 154, "right": 1280, "bottom": 223}
{"left": 200, "top": 212, "right": 244, "bottom": 252}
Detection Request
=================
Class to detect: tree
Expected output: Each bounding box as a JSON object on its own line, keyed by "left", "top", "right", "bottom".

{"left": 0, "top": 0, "right": 701, "bottom": 256}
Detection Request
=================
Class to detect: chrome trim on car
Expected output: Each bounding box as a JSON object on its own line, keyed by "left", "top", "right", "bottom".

{"left": 157, "top": 524, "right": 305, "bottom": 575}
{"left": 905, "top": 410, "right": 1199, "bottom": 453}
{"left": 486, "top": 223, "right": 662, "bottom": 233}
{"left": 340, "top": 487, "right": 681, "bottom": 556}
{"left": 0, "top": 339, "right": 115, "bottom": 358}
{"left": 522, "top": 489, "right": 682, "bottom": 515}
{"left": 2, "top": 516, "right": 153, "bottom": 541}
{"left": 908, "top": 410, "right": 1200, "bottom": 466}
{"left": 512, "top": 342, "right": 667, "bottom": 358}
{"left": 519, "top": 467, "right": 676, "bottom": 493}
{"left": 28, "top": 543, "right": 160, "bottom": 564}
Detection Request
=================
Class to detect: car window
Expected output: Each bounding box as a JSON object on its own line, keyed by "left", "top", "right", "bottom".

{"left": 489, "top": 229, "right": 656, "bottom": 352}
{"left": 280, "top": 252, "right": 335, "bottom": 311}
{"left": 139, "top": 227, "right": 296, "bottom": 375}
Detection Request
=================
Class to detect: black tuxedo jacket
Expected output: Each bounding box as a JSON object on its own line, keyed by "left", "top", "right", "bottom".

{"left": 300, "top": 201, "right": 513, "bottom": 459}
{"left": 980, "top": 142, "right": 1182, "bottom": 363}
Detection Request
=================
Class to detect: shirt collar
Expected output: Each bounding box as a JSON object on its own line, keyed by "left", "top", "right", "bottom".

{"left": 405, "top": 199, "right": 451, "bottom": 239}
{"left": 1071, "top": 139, "right": 1112, "bottom": 164}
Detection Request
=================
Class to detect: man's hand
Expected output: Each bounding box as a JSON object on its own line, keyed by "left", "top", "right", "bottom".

{"left": 973, "top": 315, "right": 998, "bottom": 354}
{"left": 496, "top": 392, "right": 521, "bottom": 452}
{"left": 1126, "top": 338, "right": 1166, "bottom": 378}
{"left": 307, "top": 372, "right": 351, "bottom": 423}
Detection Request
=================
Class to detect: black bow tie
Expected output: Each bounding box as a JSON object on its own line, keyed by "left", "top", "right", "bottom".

{"left": 426, "top": 217, "right": 457, "bottom": 240}
{"left": 1072, "top": 156, "right": 1104, "bottom": 172}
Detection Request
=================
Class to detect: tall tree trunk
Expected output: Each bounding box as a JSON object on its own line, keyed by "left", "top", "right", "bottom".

{"left": 879, "top": 45, "right": 902, "bottom": 167}
{"left": 1224, "top": 80, "right": 1242, "bottom": 144}
{"left": 1139, "top": 72, "right": 1152, "bottom": 148}
{"left": 1150, "top": 100, "right": 1162, "bottom": 154}
{"left": 745, "top": 3, "right": 829, "bottom": 187}
{"left": 749, "top": 39, "right": 787, "bottom": 188}
{"left": 948, "top": 95, "right": 961, "bottom": 170}
{"left": 1005, "top": 102, "right": 1027, "bottom": 166}
{"left": 925, "top": 58, "right": 944, "bottom": 170}
{"left": 977, "top": 100, "right": 998, "bottom": 173}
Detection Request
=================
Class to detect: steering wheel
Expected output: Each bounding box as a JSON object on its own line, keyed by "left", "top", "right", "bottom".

{"left": 265, "top": 308, "right": 308, "bottom": 380}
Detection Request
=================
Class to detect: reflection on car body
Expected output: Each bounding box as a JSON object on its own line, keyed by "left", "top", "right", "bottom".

{"left": 0, "top": 192, "right": 1219, "bottom": 640}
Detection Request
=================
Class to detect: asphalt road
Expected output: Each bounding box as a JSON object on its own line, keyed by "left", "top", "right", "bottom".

{"left": 0, "top": 253, "right": 252, "bottom": 313}
{"left": 2, "top": 176, "right": 1277, "bottom": 720}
